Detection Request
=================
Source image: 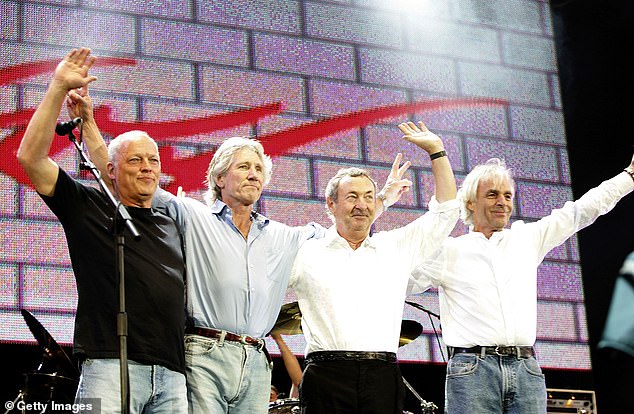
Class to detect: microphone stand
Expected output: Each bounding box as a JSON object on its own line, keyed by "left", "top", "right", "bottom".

{"left": 405, "top": 300, "right": 446, "bottom": 362}
{"left": 64, "top": 125, "right": 140, "bottom": 414}
{"left": 402, "top": 375, "right": 438, "bottom": 414}
{"left": 404, "top": 300, "right": 439, "bottom": 319}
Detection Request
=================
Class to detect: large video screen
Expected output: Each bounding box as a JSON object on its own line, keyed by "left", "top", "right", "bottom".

{"left": 0, "top": 0, "right": 589, "bottom": 369}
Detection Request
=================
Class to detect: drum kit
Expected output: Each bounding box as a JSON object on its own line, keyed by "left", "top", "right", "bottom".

{"left": 4, "top": 310, "right": 79, "bottom": 414}
{"left": 268, "top": 302, "right": 438, "bottom": 414}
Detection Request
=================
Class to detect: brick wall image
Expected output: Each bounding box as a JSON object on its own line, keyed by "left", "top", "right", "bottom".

{"left": 0, "top": 0, "right": 589, "bottom": 369}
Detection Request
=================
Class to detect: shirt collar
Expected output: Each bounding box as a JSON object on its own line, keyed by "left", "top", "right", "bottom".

{"left": 467, "top": 227, "right": 508, "bottom": 241}
{"left": 324, "top": 226, "right": 375, "bottom": 249}
{"left": 210, "top": 199, "right": 269, "bottom": 225}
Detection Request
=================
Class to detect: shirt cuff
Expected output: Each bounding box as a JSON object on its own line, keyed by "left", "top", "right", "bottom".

{"left": 428, "top": 196, "right": 460, "bottom": 213}
{"left": 617, "top": 170, "right": 634, "bottom": 193}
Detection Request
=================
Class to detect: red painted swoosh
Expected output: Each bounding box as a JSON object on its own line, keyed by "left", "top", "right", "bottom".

{"left": 259, "top": 97, "right": 506, "bottom": 157}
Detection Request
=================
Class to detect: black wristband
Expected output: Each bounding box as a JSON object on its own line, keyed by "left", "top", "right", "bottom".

{"left": 625, "top": 168, "right": 634, "bottom": 182}
{"left": 430, "top": 150, "right": 447, "bottom": 160}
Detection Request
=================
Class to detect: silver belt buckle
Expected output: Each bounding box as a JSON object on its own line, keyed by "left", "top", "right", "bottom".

{"left": 494, "top": 346, "right": 504, "bottom": 356}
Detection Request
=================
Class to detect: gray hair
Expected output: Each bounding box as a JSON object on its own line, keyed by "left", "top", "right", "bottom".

{"left": 204, "top": 136, "right": 273, "bottom": 205}
{"left": 107, "top": 130, "right": 157, "bottom": 164}
{"left": 324, "top": 167, "right": 377, "bottom": 221}
{"left": 457, "top": 158, "right": 515, "bottom": 227}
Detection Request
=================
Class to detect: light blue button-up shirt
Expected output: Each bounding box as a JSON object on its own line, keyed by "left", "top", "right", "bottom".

{"left": 155, "top": 189, "right": 323, "bottom": 339}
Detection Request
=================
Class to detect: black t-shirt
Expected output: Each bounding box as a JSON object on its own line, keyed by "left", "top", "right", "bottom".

{"left": 40, "top": 169, "right": 186, "bottom": 374}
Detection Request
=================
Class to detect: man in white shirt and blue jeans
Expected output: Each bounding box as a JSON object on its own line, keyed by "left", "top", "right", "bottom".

{"left": 414, "top": 155, "right": 634, "bottom": 413}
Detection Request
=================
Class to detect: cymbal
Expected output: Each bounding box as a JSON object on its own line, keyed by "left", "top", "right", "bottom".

{"left": 20, "top": 309, "right": 79, "bottom": 377}
{"left": 271, "top": 302, "right": 302, "bottom": 335}
{"left": 399, "top": 320, "right": 423, "bottom": 347}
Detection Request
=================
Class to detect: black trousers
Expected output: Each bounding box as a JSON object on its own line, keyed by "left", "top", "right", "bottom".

{"left": 299, "top": 359, "right": 405, "bottom": 414}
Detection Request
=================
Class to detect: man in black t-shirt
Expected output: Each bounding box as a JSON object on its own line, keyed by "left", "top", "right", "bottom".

{"left": 17, "top": 48, "right": 187, "bottom": 413}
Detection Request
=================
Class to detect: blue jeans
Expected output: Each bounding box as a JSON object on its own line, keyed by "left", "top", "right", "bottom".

{"left": 445, "top": 353, "right": 546, "bottom": 414}
{"left": 185, "top": 334, "right": 272, "bottom": 413}
{"left": 74, "top": 358, "right": 187, "bottom": 414}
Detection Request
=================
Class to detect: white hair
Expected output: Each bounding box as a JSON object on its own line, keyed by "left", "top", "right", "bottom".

{"left": 107, "top": 130, "right": 157, "bottom": 164}
{"left": 457, "top": 158, "right": 515, "bottom": 227}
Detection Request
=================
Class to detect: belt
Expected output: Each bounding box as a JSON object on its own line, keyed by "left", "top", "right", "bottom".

{"left": 448, "top": 346, "right": 534, "bottom": 359}
{"left": 186, "top": 327, "right": 263, "bottom": 348}
{"left": 305, "top": 351, "right": 397, "bottom": 364}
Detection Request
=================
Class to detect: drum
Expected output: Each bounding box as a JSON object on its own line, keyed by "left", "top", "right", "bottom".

{"left": 268, "top": 398, "right": 300, "bottom": 413}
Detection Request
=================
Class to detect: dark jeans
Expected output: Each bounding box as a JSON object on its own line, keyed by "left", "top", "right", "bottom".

{"left": 299, "top": 359, "right": 405, "bottom": 414}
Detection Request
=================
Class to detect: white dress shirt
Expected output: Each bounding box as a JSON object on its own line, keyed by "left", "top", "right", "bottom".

{"left": 289, "top": 197, "right": 459, "bottom": 355}
{"left": 413, "top": 172, "right": 634, "bottom": 347}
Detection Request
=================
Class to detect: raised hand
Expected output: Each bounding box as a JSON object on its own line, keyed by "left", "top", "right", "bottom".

{"left": 378, "top": 153, "right": 412, "bottom": 208}
{"left": 398, "top": 121, "right": 444, "bottom": 154}
{"left": 52, "top": 47, "right": 97, "bottom": 92}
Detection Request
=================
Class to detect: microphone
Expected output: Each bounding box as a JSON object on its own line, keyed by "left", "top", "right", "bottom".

{"left": 55, "top": 117, "right": 82, "bottom": 136}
